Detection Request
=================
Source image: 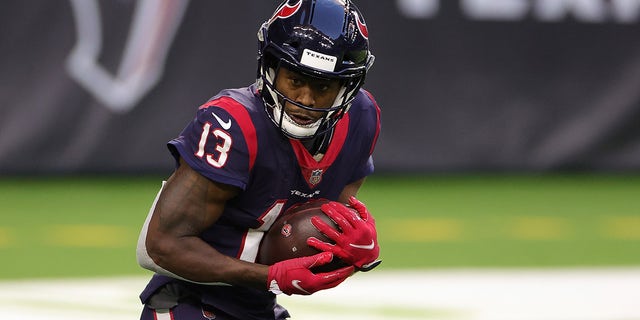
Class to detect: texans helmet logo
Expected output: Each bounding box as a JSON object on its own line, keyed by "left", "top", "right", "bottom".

{"left": 353, "top": 11, "right": 368, "bottom": 39}
{"left": 268, "top": 0, "right": 303, "bottom": 24}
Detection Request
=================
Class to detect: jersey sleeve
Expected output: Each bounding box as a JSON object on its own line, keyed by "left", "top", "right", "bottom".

{"left": 348, "top": 155, "right": 375, "bottom": 184}
{"left": 348, "top": 90, "right": 381, "bottom": 183}
{"left": 168, "top": 99, "right": 257, "bottom": 190}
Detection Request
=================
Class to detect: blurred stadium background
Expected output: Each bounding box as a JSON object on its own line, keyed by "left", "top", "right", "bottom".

{"left": 1, "top": 1, "right": 640, "bottom": 319}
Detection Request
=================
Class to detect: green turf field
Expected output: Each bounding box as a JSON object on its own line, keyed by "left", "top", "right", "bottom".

{"left": 1, "top": 174, "right": 639, "bottom": 279}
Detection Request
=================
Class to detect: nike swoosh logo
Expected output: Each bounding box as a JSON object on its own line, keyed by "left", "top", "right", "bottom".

{"left": 349, "top": 240, "right": 375, "bottom": 250}
{"left": 212, "top": 112, "right": 232, "bottom": 130}
{"left": 291, "top": 280, "right": 311, "bottom": 295}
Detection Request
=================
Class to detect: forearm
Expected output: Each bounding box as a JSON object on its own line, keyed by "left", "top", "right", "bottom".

{"left": 338, "top": 177, "right": 365, "bottom": 203}
{"left": 141, "top": 233, "right": 268, "bottom": 288}
{"left": 136, "top": 159, "right": 269, "bottom": 288}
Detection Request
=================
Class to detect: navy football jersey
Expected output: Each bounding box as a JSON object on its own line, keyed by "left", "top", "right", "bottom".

{"left": 140, "top": 84, "right": 381, "bottom": 319}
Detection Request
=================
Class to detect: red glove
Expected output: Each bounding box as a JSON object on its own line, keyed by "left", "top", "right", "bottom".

{"left": 267, "top": 252, "right": 354, "bottom": 295}
{"left": 308, "top": 196, "right": 381, "bottom": 271}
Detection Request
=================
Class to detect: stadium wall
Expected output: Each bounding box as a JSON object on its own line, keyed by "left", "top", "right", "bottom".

{"left": 2, "top": 0, "right": 640, "bottom": 174}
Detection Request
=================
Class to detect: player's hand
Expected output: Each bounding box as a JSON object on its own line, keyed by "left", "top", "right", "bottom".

{"left": 308, "top": 197, "right": 381, "bottom": 271}
{"left": 267, "top": 252, "right": 354, "bottom": 295}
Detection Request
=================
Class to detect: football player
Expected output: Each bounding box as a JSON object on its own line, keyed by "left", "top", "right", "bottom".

{"left": 136, "top": 0, "right": 382, "bottom": 319}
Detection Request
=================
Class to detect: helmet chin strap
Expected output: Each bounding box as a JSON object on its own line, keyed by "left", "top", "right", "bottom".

{"left": 272, "top": 105, "right": 322, "bottom": 138}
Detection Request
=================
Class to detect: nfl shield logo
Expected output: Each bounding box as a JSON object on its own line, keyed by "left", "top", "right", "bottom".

{"left": 309, "top": 169, "right": 323, "bottom": 186}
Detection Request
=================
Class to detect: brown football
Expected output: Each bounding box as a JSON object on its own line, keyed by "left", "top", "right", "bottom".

{"left": 257, "top": 199, "right": 349, "bottom": 273}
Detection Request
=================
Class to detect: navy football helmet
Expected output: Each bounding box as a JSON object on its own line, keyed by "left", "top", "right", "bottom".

{"left": 257, "top": 0, "right": 375, "bottom": 139}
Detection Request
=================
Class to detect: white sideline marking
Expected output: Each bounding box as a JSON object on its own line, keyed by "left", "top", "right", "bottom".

{"left": 1, "top": 268, "right": 639, "bottom": 320}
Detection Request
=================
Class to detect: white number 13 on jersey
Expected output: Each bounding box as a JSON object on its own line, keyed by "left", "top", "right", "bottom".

{"left": 196, "top": 122, "right": 232, "bottom": 168}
